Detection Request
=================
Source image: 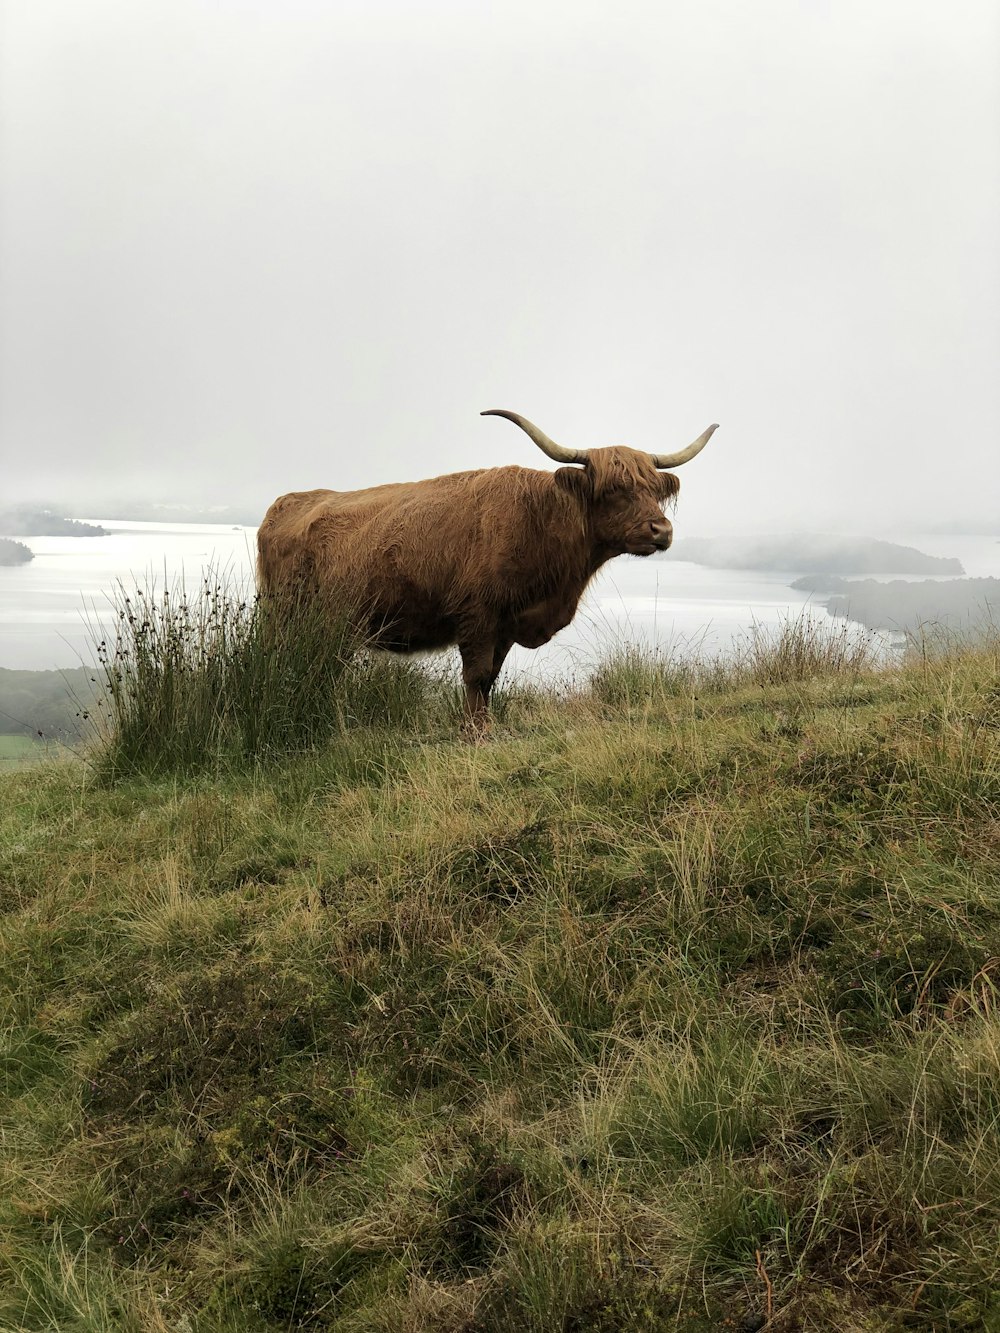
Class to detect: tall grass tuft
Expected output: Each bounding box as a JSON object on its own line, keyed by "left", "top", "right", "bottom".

{"left": 89, "top": 573, "right": 436, "bottom": 778}
{"left": 726, "top": 612, "right": 880, "bottom": 687}
{"left": 589, "top": 643, "right": 696, "bottom": 708}
{"left": 588, "top": 611, "right": 881, "bottom": 706}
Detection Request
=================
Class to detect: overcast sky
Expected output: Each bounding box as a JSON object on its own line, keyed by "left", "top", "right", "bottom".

{"left": 1, "top": 0, "right": 997, "bottom": 534}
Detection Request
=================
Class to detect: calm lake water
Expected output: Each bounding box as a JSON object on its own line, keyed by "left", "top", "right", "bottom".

{"left": 1, "top": 521, "right": 997, "bottom": 681}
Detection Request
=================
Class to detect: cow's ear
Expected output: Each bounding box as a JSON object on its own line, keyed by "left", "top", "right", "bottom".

{"left": 659, "top": 471, "right": 680, "bottom": 502}
{"left": 554, "top": 466, "right": 592, "bottom": 500}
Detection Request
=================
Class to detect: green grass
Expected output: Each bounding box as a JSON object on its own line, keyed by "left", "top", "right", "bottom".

{"left": 1, "top": 616, "right": 999, "bottom": 1330}
{"left": 0, "top": 734, "right": 53, "bottom": 770}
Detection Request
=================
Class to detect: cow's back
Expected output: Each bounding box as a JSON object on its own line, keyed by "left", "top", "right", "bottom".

{"left": 256, "top": 466, "right": 581, "bottom": 646}
{"left": 257, "top": 472, "right": 497, "bottom": 602}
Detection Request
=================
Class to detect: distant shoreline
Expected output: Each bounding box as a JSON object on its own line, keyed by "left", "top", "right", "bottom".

{"left": 4, "top": 502, "right": 261, "bottom": 529}
{"left": 83, "top": 506, "right": 261, "bottom": 527}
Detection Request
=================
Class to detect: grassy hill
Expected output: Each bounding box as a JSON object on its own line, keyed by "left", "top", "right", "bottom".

{"left": 1, "top": 617, "right": 999, "bottom": 1331}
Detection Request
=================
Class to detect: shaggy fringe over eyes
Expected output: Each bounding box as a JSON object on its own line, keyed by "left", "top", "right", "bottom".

{"left": 660, "top": 470, "right": 681, "bottom": 505}
{"left": 586, "top": 448, "right": 681, "bottom": 505}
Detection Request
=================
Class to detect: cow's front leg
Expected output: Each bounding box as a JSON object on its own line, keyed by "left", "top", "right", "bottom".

{"left": 459, "top": 636, "right": 512, "bottom": 740}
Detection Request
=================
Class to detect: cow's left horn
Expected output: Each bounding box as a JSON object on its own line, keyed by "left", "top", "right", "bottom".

{"left": 481, "top": 410, "right": 588, "bottom": 465}
{"left": 650, "top": 424, "right": 720, "bottom": 469}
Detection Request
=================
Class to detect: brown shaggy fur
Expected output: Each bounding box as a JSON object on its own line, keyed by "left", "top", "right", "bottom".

{"left": 257, "top": 448, "right": 682, "bottom": 730}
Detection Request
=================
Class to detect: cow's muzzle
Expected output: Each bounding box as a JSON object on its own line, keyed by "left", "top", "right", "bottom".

{"left": 651, "top": 519, "right": 673, "bottom": 550}
{"left": 627, "top": 520, "right": 673, "bottom": 556}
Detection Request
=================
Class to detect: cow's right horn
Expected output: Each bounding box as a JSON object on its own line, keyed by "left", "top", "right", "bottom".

{"left": 650, "top": 424, "right": 720, "bottom": 469}
{"left": 481, "top": 410, "right": 588, "bottom": 465}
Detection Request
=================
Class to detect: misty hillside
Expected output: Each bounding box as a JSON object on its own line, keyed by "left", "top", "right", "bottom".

{"left": 680, "top": 534, "right": 963, "bottom": 575}
{"left": 806, "top": 577, "right": 1000, "bottom": 634}
{"left": 3, "top": 628, "right": 1000, "bottom": 1331}
{"left": 0, "top": 667, "right": 93, "bottom": 739}
{"left": 0, "top": 508, "right": 107, "bottom": 538}
{"left": 0, "top": 537, "right": 33, "bottom": 566}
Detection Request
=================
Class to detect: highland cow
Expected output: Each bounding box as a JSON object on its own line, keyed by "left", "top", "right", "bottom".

{"left": 257, "top": 410, "right": 718, "bottom": 732}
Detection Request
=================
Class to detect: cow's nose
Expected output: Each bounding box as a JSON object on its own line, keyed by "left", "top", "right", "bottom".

{"left": 650, "top": 519, "right": 672, "bottom": 547}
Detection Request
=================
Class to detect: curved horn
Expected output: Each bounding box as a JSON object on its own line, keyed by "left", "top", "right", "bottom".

{"left": 481, "top": 409, "right": 587, "bottom": 465}
{"left": 650, "top": 423, "right": 720, "bottom": 469}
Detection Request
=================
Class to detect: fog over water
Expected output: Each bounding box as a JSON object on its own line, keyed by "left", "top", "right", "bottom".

{"left": 0, "top": 519, "right": 841, "bottom": 675}
{"left": 2, "top": 521, "right": 997, "bottom": 678}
